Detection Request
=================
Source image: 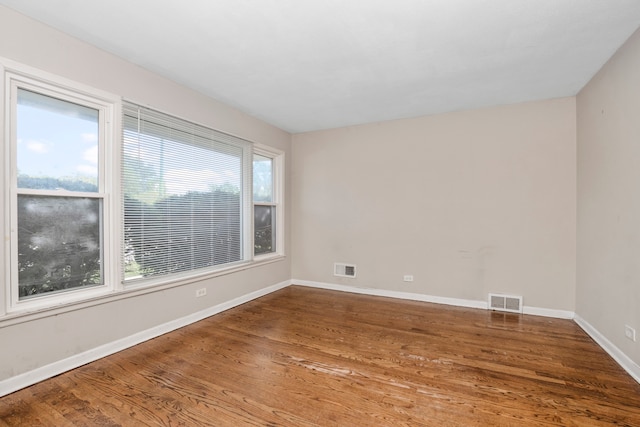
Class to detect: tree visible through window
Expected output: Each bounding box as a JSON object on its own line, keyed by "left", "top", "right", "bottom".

{"left": 15, "top": 88, "right": 104, "bottom": 299}
{"left": 122, "top": 103, "right": 251, "bottom": 282}
{"left": 5, "top": 65, "right": 284, "bottom": 316}
{"left": 253, "top": 153, "right": 276, "bottom": 255}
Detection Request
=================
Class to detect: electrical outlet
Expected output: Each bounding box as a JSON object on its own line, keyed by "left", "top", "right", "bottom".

{"left": 403, "top": 275, "right": 414, "bottom": 282}
{"left": 625, "top": 325, "right": 636, "bottom": 342}
{"left": 195, "top": 288, "right": 207, "bottom": 298}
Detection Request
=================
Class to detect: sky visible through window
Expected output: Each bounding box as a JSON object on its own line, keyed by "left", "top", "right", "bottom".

{"left": 123, "top": 131, "right": 242, "bottom": 198}
{"left": 17, "top": 89, "right": 241, "bottom": 197}
{"left": 17, "top": 89, "right": 99, "bottom": 188}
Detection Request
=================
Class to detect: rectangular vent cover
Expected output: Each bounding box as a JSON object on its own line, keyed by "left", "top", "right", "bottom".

{"left": 334, "top": 263, "right": 356, "bottom": 278}
{"left": 488, "top": 293, "right": 523, "bottom": 313}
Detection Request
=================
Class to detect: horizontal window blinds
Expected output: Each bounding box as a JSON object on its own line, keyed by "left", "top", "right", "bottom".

{"left": 122, "top": 102, "right": 251, "bottom": 282}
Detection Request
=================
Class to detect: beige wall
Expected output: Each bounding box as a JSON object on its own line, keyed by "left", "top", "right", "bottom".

{"left": 577, "top": 28, "right": 640, "bottom": 365}
{"left": 0, "top": 6, "right": 291, "bottom": 381}
{"left": 292, "top": 98, "right": 577, "bottom": 310}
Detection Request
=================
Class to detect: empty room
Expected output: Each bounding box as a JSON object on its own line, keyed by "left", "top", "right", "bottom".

{"left": 1, "top": 1, "right": 640, "bottom": 425}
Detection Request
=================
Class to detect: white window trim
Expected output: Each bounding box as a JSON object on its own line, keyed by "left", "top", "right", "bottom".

{"left": 2, "top": 60, "right": 121, "bottom": 315}
{"left": 121, "top": 100, "right": 256, "bottom": 286}
{"left": 253, "top": 143, "right": 285, "bottom": 260}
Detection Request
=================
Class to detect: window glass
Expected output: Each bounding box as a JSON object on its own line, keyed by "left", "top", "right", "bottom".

{"left": 17, "top": 89, "right": 99, "bottom": 192}
{"left": 122, "top": 103, "right": 250, "bottom": 281}
{"left": 253, "top": 151, "right": 278, "bottom": 256}
{"left": 254, "top": 205, "right": 275, "bottom": 255}
{"left": 253, "top": 154, "right": 273, "bottom": 202}
{"left": 11, "top": 83, "right": 107, "bottom": 305}
{"left": 17, "top": 195, "right": 103, "bottom": 299}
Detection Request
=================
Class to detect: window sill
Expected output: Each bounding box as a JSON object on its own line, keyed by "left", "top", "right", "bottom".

{"left": 0, "top": 254, "right": 286, "bottom": 329}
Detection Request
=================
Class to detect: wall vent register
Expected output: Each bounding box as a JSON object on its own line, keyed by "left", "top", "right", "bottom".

{"left": 488, "top": 293, "right": 523, "bottom": 313}
{"left": 334, "top": 263, "right": 356, "bottom": 278}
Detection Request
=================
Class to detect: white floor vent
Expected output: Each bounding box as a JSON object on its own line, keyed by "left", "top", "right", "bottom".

{"left": 334, "top": 263, "right": 356, "bottom": 278}
{"left": 488, "top": 293, "right": 523, "bottom": 313}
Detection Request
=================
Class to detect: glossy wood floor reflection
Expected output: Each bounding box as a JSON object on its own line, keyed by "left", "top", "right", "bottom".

{"left": 2, "top": 286, "right": 640, "bottom": 426}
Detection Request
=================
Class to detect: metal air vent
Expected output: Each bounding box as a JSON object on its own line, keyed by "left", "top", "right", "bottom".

{"left": 488, "top": 293, "right": 523, "bottom": 313}
{"left": 334, "top": 263, "right": 356, "bottom": 278}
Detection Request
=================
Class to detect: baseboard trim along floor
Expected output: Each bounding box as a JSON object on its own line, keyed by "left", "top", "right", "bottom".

{"left": 294, "top": 279, "right": 638, "bottom": 384}
{"left": 0, "top": 280, "right": 290, "bottom": 397}
{"left": 2, "top": 278, "right": 638, "bottom": 397}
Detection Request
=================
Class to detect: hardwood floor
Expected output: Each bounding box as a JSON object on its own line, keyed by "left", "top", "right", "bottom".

{"left": 1, "top": 285, "right": 640, "bottom": 426}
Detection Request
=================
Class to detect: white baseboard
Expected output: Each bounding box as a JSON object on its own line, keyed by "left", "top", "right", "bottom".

{"left": 293, "top": 279, "right": 488, "bottom": 309}
{"left": 523, "top": 306, "right": 574, "bottom": 319}
{"left": 0, "top": 280, "right": 291, "bottom": 398}
{"left": 4, "top": 279, "right": 638, "bottom": 397}
{"left": 295, "top": 280, "right": 640, "bottom": 385}
{"left": 574, "top": 314, "right": 640, "bottom": 384}
{"left": 294, "top": 280, "right": 577, "bottom": 320}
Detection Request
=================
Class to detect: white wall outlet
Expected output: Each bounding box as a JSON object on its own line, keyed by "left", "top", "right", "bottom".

{"left": 403, "top": 275, "right": 414, "bottom": 282}
{"left": 625, "top": 325, "right": 636, "bottom": 342}
{"left": 195, "top": 288, "right": 207, "bottom": 298}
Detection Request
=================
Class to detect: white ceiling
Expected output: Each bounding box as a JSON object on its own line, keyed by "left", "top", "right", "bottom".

{"left": 2, "top": 0, "right": 640, "bottom": 133}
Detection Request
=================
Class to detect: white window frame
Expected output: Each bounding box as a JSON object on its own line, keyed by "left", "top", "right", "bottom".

{"left": 120, "top": 101, "right": 254, "bottom": 288}
{"left": 3, "top": 62, "right": 119, "bottom": 315}
{"left": 253, "top": 144, "right": 284, "bottom": 259}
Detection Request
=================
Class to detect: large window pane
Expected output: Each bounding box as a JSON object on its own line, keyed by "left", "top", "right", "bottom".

{"left": 17, "top": 195, "right": 103, "bottom": 299}
{"left": 254, "top": 205, "right": 275, "bottom": 255}
{"left": 122, "top": 103, "right": 250, "bottom": 281}
{"left": 17, "top": 89, "right": 99, "bottom": 192}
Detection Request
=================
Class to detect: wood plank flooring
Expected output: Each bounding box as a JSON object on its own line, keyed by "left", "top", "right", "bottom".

{"left": 1, "top": 285, "right": 640, "bottom": 426}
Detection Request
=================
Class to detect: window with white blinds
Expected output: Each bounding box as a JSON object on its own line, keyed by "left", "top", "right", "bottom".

{"left": 122, "top": 103, "right": 252, "bottom": 283}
